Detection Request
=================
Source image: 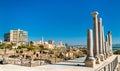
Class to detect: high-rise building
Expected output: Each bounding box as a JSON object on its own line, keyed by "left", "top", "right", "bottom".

{"left": 4, "top": 29, "right": 28, "bottom": 45}
{"left": 10, "top": 29, "right": 28, "bottom": 44}
{"left": 4, "top": 33, "right": 10, "bottom": 42}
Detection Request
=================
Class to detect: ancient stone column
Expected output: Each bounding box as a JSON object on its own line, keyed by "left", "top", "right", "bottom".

{"left": 92, "top": 12, "right": 100, "bottom": 64}
{"left": 98, "top": 18, "right": 104, "bottom": 61}
{"left": 107, "top": 34, "right": 111, "bottom": 56}
{"left": 105, "top": 41, "right": 108, "bottom": 58}
{"left": 105, "top": 35, "right": 109, "bottom": 58}
{"left": 108, "top": 31, "right": 113, "bottom": 55}
{"left": 85, "top": 29, "right": 95, "bottom": 67}
{"left": 102, "top": 26, "right": 106, "bottom": 59}
{"left": 110, "top": 33, "right": 113, "bottom": 55}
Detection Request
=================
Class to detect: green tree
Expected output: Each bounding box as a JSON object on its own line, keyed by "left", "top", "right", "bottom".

{"left": 27, "top": 46, "right": 35, "bottom": 51}
{"left": 39, "top": 45, "right": 48, "bottom": 50}
{"left": 0, "top": 44, "right": 4, "bottom": 49}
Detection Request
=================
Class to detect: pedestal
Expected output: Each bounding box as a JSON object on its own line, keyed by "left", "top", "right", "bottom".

{"left": 85, "top": 57, "right": 96, "bottom": 67}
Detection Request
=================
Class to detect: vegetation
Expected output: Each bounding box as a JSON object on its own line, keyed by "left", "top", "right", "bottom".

{"left": 0, "top": 42, "right": 87, "bottom": 67}
{"left": 80, "top": 48, "right": 87, "bottom": 55}
{"left": 39, "top": 45, "right": 48, "bottom": 50}
{"left": 6, "top": 44, "right": 12, "bottom": 50}
{"left": 27, "top": 46, "right": 35, "bottom": 51}
{"left": 0, "top": 44, "right": 4, "bottom": 49}
{"left": 74, "top": 51, "right": 84, "bottom": 58}
{"left": 17, "top": 45, "right": 27, "bottom": 49}
{"left": 0, "top": 43, "right": 12, "bottom": 50}
{"left": 114, "top": 50, "right": 120, "bottom": 54}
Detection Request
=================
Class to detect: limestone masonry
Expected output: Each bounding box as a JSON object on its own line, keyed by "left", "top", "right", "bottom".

{"left": 85, "top": 12, "right": 114, "bottom": 67}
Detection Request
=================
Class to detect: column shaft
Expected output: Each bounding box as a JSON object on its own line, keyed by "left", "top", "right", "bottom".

{"left": 87, "top": 29, "right": 93, "bottom": 57}
{"left": 105, "top": 35, "right": 109, "bottom": 58}
{"left": 92, "top": 12, "right": 100, "bottom": 64}
{"left": 85, "top": 29, "right": 95, "bottom": 67}
{"left": 107, "top": 35, "right": 111, "bottom": 55}
{"left": 102, "top": 26, "right": 106, "bottom": 59}
{"left": 98, "top": 18, "right": 104, "bottom": 61}
{"left": 108, "top": 32, "right": 113, "bottom": 55}
{"left": 98, "top": 18, "right": 103, "bottom": 54}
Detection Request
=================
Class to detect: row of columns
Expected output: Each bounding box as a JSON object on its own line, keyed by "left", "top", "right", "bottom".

{"left": 85, "top": 12, "right": 113, "bottom": 67}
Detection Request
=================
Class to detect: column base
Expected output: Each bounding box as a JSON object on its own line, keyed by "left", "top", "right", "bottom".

{"left": 108, "top": 51, "right": 112, "bottom": 57}
{"left": 106, "top": 52, "right": 110, "bottom": 58}
{"left": 85, "top": 57, "right": 96, "bottom": 67}
{"left": 95, "top": 55, "right": 101, "bottom": 64}
{"left": 100, "top": 54, "right": 104, "bottom": 61}
{"left": 110, "top": 51, "right": 113, "bottom": 56}
{"left": 104, "top": 53, "right": 107, "bottom": 60}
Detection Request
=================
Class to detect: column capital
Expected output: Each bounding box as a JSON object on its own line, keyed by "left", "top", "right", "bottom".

{"left": 106, "top": 35, "right": 108, "bottom": 42}
{"left": 108, "top": 31, "right": 112, "bottom": 34}
{"left": 98, "top": 18, "right": 102, "bottom": 22}
{"left": 92, "top": 12, "right": 99, "bottom": 17}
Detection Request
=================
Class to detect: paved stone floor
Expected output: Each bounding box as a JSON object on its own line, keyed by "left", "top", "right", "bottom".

{"left": 0, "top": 56, "right": 93, "bottom": 71}
{"left": 0, "top": 55, "right": 118, "bottom": 71}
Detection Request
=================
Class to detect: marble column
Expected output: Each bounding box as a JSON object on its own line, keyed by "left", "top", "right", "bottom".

{"left": 107, "top": 34, "right": 111, "bottom": 56}
{"left": 85, "top": 29, "right": 95, "bottom": 67}
{"left": 92, "top": 12, "right": 100, "bottom": 64}
{"left": 105, "top": 35, "right": 109, "bottom": 58}
{"left": 108, "top": 31, "right": 113, "bottom": 55}
{"left": 102, "top": 26, "right": 106, "bottom": 59}
{"left": 104, "top": 65, "right": 109, "bottom": 71}
{"left": 110, "top": 33, "right": 113, "bottom": 55}
{"left": 98, "top": 18, "right": 104, "bottom": 61}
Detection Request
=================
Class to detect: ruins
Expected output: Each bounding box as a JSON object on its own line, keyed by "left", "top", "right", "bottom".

{"left": 85, "top": 11, "right": 117, "bottom": 69}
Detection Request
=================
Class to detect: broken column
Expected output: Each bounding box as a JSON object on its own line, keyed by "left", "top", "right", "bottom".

{"left": 92, "top": 12, "right": 100, "bottom": 64}
{"left": 98, "top": 18, "right": 104, "bottom": 61}
{"left": 85, "top": 29, "right": 95, "bottom": 67}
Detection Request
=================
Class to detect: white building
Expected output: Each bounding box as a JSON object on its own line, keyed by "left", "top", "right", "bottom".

{"left": 10, "top": 29, "right": 28, "bottom": 45}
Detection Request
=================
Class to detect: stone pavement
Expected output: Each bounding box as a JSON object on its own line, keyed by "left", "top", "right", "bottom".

{"left": 0, "top": 56, "right": 93, "bottom": 71}
{"left": 0, "top": 55, "right": 118, "bottom": 71}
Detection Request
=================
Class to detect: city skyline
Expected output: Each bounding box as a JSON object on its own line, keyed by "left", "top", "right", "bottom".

{"left": 0, "top": 0, "right": 120, "bottom": 45}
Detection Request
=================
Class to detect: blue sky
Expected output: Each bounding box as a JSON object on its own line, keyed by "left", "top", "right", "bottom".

{"left": 0, "top": 0, "right": 120, "bottom": 45}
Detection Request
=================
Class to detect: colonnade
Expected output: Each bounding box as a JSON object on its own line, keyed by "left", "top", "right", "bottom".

{"left": 85, "top": 12, "right": 113, "bottom": 67}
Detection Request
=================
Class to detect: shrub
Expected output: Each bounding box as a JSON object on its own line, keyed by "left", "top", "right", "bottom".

{"left": 114, "top": 50, "right": 120, "bottom": 54}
